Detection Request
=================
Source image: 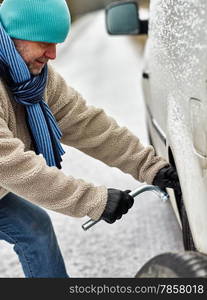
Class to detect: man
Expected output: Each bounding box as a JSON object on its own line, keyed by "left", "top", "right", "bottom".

{"left": 0, "top": 0, "right": 180, "bottom": 278}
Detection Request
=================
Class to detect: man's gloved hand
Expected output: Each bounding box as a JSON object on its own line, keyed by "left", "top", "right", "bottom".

{"left": 152, "top": 165, "right": 181, "bottom": 194}
{"left": 101, "top": 189, "right": 134, "bottom": 224}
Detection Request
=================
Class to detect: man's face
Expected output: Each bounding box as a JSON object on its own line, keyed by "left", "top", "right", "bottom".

{"left": 12, "top": 39, "right": 57, "bottom": 75}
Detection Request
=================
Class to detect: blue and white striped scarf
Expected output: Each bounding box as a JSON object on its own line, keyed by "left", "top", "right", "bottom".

{"left": 0, "top": 24, "right": 65, "bottom": 169}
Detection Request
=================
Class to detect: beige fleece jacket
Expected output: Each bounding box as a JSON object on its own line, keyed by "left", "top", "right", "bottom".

{"left": 0, "top": 64, "right": 168, "bottom": 220}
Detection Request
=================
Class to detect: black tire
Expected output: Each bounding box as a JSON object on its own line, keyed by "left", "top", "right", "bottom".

{"left": 174, "top": 188, "right": 196, "bottom": 251}
{"left": 180, "top": 196, "right": 196, "bottom": 251}
{"left": 135, "top": 251, "right": 207, "bottom": 278}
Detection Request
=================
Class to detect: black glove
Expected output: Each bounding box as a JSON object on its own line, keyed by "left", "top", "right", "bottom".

{"left": 152, "top": 165, "right": 181, "bottom": 194}
{"left": 101, "top": 189, "right": 134, "bottom": 224}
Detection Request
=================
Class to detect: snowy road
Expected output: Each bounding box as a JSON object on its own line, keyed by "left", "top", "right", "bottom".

{"left": 0, "top": 10, "right": 184, "bottom": 278}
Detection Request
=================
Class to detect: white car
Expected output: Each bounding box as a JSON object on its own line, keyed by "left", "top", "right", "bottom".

{"left": 105, "top": 0, "right": 207, "bottom": 277}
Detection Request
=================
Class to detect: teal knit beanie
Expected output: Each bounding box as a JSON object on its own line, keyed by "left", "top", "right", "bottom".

{"left": 0, "top": 0, "right": 71, "bottom": 43}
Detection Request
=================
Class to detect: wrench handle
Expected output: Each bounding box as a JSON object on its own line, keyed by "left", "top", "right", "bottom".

{"left": 82, "top": 185, "right": 168, "bottom": 231}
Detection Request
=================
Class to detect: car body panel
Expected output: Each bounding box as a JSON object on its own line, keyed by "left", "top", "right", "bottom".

{"left": 142, "top": 0, "right": 207, "bottom": 252}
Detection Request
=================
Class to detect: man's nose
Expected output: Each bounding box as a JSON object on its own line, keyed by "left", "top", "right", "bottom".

{"left": 44, "top": 44, "right": 57, "bottom": 60}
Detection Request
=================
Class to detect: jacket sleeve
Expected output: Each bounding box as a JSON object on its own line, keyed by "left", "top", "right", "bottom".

{"left": 0, "top": 103, "right": 107, "bottom": 221}
{"left": 47, "top": 65, "right": 169, "bottom": 184}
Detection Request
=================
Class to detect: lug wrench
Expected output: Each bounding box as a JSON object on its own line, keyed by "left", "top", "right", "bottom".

{"left": 82, "top": 184, "right": 169, "bottom": 231}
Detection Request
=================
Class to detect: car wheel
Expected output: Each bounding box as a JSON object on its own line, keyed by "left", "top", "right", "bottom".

{"left": 174, "top": 188, "right": 196, "bottom": 251}
{"left": 135, "top": 251, "right": 207, "bottom": 278}
{"left": 180, "top": 196, "right": 196, "bottom": 251}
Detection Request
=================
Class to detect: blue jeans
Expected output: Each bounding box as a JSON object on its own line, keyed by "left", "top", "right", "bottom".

{"left": 0, "top": 192, "right": 69, "bottom": 278}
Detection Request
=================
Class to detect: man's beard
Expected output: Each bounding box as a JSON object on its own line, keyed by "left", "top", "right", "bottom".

{"left": 27, "top": 61, "right": 45, "bottom": 76}
{"left": 13, "top": 41, "right": 46, "bottom": 76}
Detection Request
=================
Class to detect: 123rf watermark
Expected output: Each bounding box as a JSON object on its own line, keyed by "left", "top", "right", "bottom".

{"left": 68, "top": 283, "right": 205, "bottom": 296}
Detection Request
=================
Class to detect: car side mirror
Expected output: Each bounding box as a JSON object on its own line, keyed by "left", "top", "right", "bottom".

{"left": 105, "top": 0, "right": 148, "bottom": 35}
